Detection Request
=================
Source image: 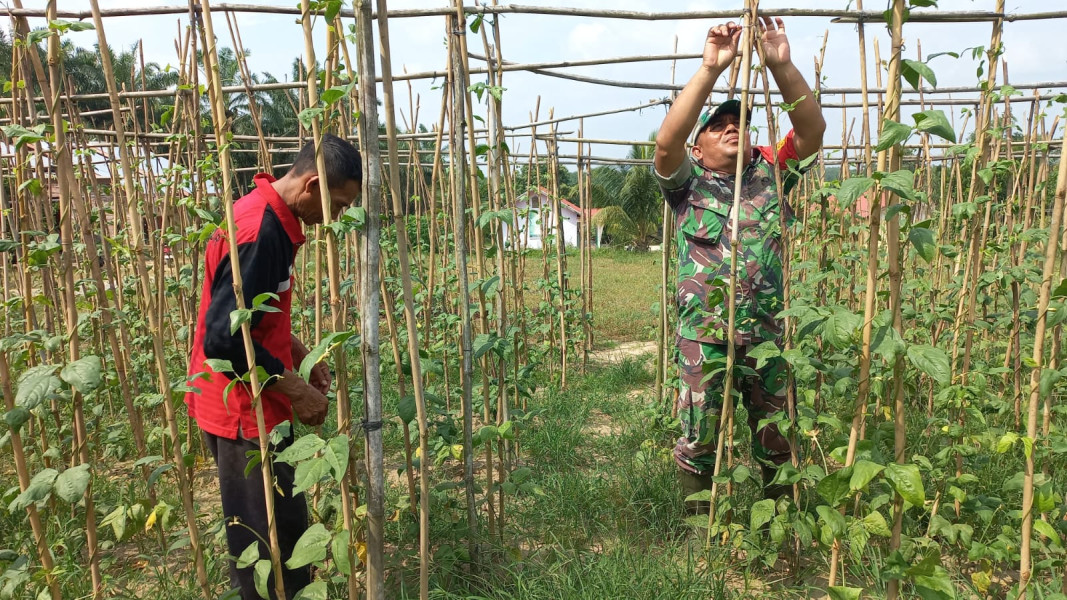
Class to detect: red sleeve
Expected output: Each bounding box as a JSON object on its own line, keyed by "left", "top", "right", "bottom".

{"left": 756, "top": 129, "right": 800, "bottom": 170}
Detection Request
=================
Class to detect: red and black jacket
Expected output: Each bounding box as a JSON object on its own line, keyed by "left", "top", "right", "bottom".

{"left": 185, "top": 174, "right": 305, "bottom": 439}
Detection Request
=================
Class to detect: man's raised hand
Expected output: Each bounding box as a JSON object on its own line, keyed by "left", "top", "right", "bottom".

{"left": 703, "top": 21, "right": 742, "bottom": 72}
{"left": 758, "top": 17, "right": 791, "bottom": 68}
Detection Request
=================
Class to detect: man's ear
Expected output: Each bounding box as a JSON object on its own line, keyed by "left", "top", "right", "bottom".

{"left": 299, "top": 173, "right": 320, "bottom": 197}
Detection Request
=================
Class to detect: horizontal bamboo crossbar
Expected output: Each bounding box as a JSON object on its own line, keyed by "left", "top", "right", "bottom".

{"left": 6, "top": 4, "right": 1066, "bottom": 24}
{"left": 1, "top": 75, "right": 1059, "bottom": 106}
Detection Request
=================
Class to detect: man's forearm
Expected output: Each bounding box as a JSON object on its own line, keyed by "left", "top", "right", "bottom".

{"left": 769, "top": 61, "right": 825, "bottom": 155}
{"left": 662, "top": 66, "right": 724, "bottom": 144}
{"left": 655, "top": 65, "right": 726, "bottom": 172}
{"left": 769, "top": 62, "right": 824, "bottom": 131}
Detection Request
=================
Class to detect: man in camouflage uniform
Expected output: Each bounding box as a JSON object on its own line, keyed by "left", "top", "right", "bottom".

{"left": 653, "top": 17, "right": 825, "bottom": 511}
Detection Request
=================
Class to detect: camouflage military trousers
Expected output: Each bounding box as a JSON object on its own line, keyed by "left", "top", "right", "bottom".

{"left": 674, "top": 336, "right": 792, "bottom": 475}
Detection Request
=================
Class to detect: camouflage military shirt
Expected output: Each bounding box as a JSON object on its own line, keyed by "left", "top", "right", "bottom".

{"left": 654, "top": 130, "right": 801, "bottom": 346}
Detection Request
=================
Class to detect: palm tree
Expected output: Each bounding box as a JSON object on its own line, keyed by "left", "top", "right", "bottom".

{"left": 590, "top": 132, "right": 663, "bottom": 248}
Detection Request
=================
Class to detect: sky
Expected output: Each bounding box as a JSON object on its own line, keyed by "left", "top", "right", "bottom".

{"left": 12, "top": 0, "right": 1067, "bottom": 165}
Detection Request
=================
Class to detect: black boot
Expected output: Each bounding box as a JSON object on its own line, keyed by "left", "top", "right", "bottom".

{"left": 679, "top": 469, "right": 713, "bottom": 515}
{"left": 761, "top": 464, "right": 792, "bottom": 501}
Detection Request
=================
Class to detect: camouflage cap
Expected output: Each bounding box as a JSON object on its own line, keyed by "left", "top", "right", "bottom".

{"left": 693, "top": 99, "right": 751, "bottom": 142}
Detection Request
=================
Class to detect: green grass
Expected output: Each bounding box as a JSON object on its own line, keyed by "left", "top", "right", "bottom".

{"left": 521, "top": 247, "right": 663, "bottom": 346}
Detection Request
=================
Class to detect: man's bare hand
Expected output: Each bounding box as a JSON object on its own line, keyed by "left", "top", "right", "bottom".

{"left": 290, "top": 383, "right": 328, "bottom": 426}
{"left": 758, "top": 17, "right": 790, "bottom": 68}
{"left": 703, "top": 21, "right": 742, "bottom": 72}
{"left": 309, "top": 361, "right": 331, "bottom": 395}
{"left": 276, "top": 369, "right": 329, "bottom": 426}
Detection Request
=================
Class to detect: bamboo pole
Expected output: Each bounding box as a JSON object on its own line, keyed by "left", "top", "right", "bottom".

{"left": 705, "top": 0, "right": 756, "bottom": 546}
{"left": 878, "top": 1, "right": 907, "bottom": 597}
{"left": 46, "top": 3, "right": 102, "bottom": 593}
{"left": 12, "top": 3, "right": 1067, "bottom": 23}
{"left": 1018, "top": 106, "right": 1067, "bottom": 600}
{"left": 446, "top": 8, "right": 482, "bottom": 568}
{"left": 89, "top": 3, "right": 213, "bottom": 597}
{"left": 351, "top": 1, "right": 385, "bottom": 597}
{"left": 373, "top": 1, "right": 432, "bottom": 595}
{"left": 196, "top": 0, "right": 290, "bottom": 596}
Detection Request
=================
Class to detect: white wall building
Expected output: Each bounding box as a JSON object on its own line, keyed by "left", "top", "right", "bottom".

{"left": 503, "top": 187, "right": 603, "bottom": 250}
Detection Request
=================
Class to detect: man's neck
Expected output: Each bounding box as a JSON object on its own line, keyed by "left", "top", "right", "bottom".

{"left": 701, "top": 151, "right": 752, "bottom": 176}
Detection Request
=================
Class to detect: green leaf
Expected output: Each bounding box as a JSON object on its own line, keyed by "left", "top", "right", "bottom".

{"left": 747, "top": 341, "right": 781, "bottom": 370}
{"left": 324, "top": 0, "right": 342, "bottom": 22}
{"left": 880, "top": 169, "right": 916, "bottom": 201}
{"left": 1033, "top": 518, "right": 1063, "bottom": 548}
{"left": 293, "top": 581, "right": 328, "bottom": 600}
{"left": 768, "top": 462, "right": 801, "bottom": 486}
{"left": 862, "top": 510, "right": 892, "bottom": 537}
{"left": 816, "top": 505, "right": 847, "bottom": 537}
{"left": 1040, "top": 368, "right": 1062, "bottom": 399}
{"left": 901, "top": 58, "right": 937, "bottom": 90}
{"left": 836, "top": 177, "right": 875, "bottom": 208}
{"left": 101, "top": 505, "right": 127, "bottom": 540}
{"left": 849, "top": 460, "right": 885, "bottom": 492}
{"left": 828, "top": 586, "right": 863, "bottom": 600}
{"left": 15, "top": 365, "right": 60, "bottom": 411}
{"left": 236, "top": 541, "right": 260, "bottom": 569}
{"left": 823, "top": 308, "right": 862, "bottom": 350}
{"left": 685, "top": 490, "right": 711, "bottom": 503}
{"left": 299, "top": 331, "right": 353, "bottom": 381}
{"left": 9, "top": 468, "right": 57, "bottom": 512}
{"left": 322, "top": 434, "right": 349, "bottom": 480}
{"left": 913, "top": 109, "right": 956, "bottom": 142}
{"left": 60, "top": 355, "right": 103, "bottom": 395}
{"left": 332, "top": 531, "right": 352, "bottom": 575}
{"left": 3, "top": 407, "right": 31, "bottom": 432}
{"left": 298, "top": 107, "right": 324, "bottom": 129}
{"left": 253, "top": 559, "right": 272, "bottom": 599}
{"left": 818, "top": 467, "right": 854, "bottom": 507}
{"left": 229, "top": 307, "right": 253, "bottom": 335}
{"left": 293, "top": 457, "right": 330, "bottom": 495}
{"left": 285, "top": 523, "right": 331, "bottom": 569}
{"left": 469, "top": 13, "right": 484, "bottom": 33}
{"left": 996, "top": 432, "right": 1018, "bottom": 454}
{"left": 480, "top": 275, "right": 501, "bottom": 298}
{"left": 53, "top": 463, "right": 91, "bottom": 502}
{"left": 907, "top": 344, "right": 951, "bottom": 385}
{"left": 908, "top": 227, "right": 937, "bottom": 263}
{"left": 750, "top": 498, "right": 775, "bottom": 531}
{"left": 1052, "top": 278, "right": 1067, "bottom": 298}
{"left": 147, "top": 464, "right": 174, "bottom": 489}
{"left": 321, "top": 86, "right": 348, "bottom": 105}
{"left": 875, "top": 119, "right": 913, "bottom": 151}
{"left": 884, "top": 463, "right": 925, "bottom": 507}
{"left": 251, "top": 292, "right": 281, "bottom": 313}
{"left": 397, "top": 394, "right": 417, "bottom": 424}
{"left": 275, "top": 434, "right": 326, "bottom": 465}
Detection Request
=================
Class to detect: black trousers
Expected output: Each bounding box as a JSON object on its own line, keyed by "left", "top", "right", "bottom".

{"left": 203, "top": 431, "right": 312, "bottom": 600}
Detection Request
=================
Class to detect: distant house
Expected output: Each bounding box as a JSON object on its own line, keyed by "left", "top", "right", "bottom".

{"left": 503, "top": 186, "right": 604, "bottom": 250}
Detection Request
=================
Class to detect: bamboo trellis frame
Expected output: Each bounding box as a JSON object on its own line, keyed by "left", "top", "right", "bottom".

{"left": 1, "top": 2, "right": 1066, "bottom": 599}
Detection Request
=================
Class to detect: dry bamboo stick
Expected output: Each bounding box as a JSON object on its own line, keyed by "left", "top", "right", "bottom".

{"left": 19, "top": 3, "right": 1067, "bottom": 21}
{"left": 196, "top": 0, "right": 288, "bottom": 595}
{"left": 1018, "top": 101, "right": 1067, "bottom": 600}
{"left": 706, "top": 0, "right": 756, "bottom": 546}
{"left": 446, "top": 7, "right": 481, "bottom": 568}
{"left": 373, "top": 1, "right": 432, "bottom": 595}
{"left": 89, "top": 0, "right": 212, "bottom": 596}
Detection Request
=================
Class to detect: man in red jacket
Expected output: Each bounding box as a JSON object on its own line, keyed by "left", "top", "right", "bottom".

{"left": 185, "top": 133, "right": 361, "bottom": 598}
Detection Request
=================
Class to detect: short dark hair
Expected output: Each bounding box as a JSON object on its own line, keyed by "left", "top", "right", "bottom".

{"left": 288, "top": 133, "right": 362, "bottom": 188}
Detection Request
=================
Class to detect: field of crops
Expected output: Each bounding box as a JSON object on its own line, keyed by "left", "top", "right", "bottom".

{"left": 1, "top": 1, "right": 1066, "bottom": 599}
